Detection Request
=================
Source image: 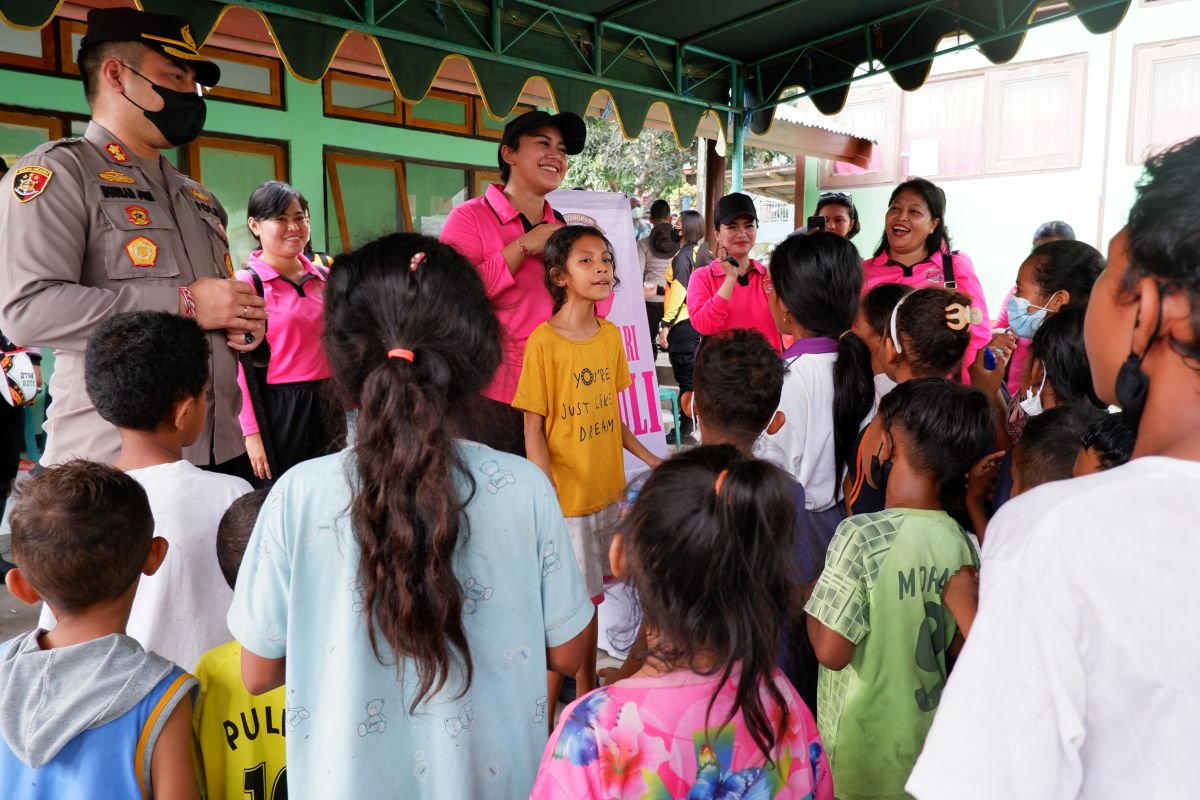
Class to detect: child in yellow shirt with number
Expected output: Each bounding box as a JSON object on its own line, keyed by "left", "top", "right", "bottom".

{"left": 192, "top": 489, "right": 288, "bottom": 800}
{"left": 513, "top": 224, "right": 662, "bottom": 726}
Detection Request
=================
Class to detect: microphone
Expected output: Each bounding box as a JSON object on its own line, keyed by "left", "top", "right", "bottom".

{"left": 726, "top": 256, "right": 750, "bottom": 287}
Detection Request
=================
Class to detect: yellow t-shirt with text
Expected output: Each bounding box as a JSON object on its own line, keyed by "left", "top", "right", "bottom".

{"left": 513, "top": 319, "right": 632, "bottom": 516}
{"left": 192, "top": 640, "right": 288, "bottom": 800}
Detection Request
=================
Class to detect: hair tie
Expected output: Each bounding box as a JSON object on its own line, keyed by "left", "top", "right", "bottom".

{"left": 387, "top": 348, "right": 415, "bottom": 362}
{"left": 945, "top": 302, "right": 982, "bottom": 331}
{"left": 713, "top": 469, "right": 729, "bottom": 497}
{"left": 409, "top": 252, "right": 426, "bottom": 272}
{"left": 838, "top": 329, "right": 853, "bottom": 341}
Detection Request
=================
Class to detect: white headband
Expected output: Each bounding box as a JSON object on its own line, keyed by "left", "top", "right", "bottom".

{"left": 889, "top": 290, "right": 915, "bottom": 354}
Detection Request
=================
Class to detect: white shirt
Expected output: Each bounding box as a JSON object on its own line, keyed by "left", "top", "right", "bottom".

{"left": 754, "top": 352, "right": 839, "bottom": 511}
{"left": 126, "top": 461, "right": 251, "bottom": 670}
{"left": 907, "top": 456, "right": 1200, "bottom": 800}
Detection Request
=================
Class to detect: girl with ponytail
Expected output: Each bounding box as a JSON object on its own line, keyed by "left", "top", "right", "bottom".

{"left": 758, "top": 232, "right": 875, "bottom": 551}
{"left": 227, "top": 233, "right": 594, "bottom": 798}
{"left": 532, "top": 445, "right": 832, "bottom": 799}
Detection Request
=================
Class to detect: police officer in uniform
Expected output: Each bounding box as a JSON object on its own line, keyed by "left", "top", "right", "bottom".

{"left": 0, "top": 8, "right": 266, "bottom": 475}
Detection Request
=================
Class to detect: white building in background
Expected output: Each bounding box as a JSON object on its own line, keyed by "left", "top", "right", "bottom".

{"left": 791, "top": 0, "right": 1200, "bottom": 313}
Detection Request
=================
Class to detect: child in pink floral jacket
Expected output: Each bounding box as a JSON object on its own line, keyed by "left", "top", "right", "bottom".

{"left": 532, "top": 446, "right": 833, "bottom": 800}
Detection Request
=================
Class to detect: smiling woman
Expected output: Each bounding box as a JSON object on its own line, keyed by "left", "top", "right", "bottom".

{"left": 235, "top": 180, "right": 344, "bottom": 485}
{"left": 441, "top": 110, "right": 613, "bottom": 456}
{"left": 861, "top": 178, "right": 992, "bottom": 374}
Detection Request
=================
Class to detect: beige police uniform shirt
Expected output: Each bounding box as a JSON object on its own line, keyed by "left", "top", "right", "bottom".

{"left": 0, "top": 122, "right": 245, "bottom": 467}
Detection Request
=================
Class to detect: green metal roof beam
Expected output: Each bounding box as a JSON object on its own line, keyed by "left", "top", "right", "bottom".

{"left": 748, "top": 0, "right": 1129, "bottom": 114}
{"left": 597, "top": 0, "right": 659, "bottom": 23}
{"left": 682, "top": 0, "right": 821, "bottom": 46}
{"left": 219, "top": 0, "right": 742, "bottom": 114}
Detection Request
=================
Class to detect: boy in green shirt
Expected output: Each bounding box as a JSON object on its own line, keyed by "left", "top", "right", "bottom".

{"left": 805, "top": 378, "right": 993, "bottom": 799}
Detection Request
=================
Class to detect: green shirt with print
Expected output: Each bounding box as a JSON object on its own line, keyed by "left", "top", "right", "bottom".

{"left": 804, "top": 509, "right": 978, "bottom": 800}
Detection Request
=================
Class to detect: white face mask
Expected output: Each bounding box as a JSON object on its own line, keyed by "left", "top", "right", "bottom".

{"left": 1019, "top": 370, "right": 1048, "bottom": 417}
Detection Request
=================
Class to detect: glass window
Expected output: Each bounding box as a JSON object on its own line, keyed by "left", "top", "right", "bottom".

{"left": 406, "top": 90, "right": 471, "bottom": 134}
{"left": 0, "top": 25, "right": 43, "bottom": 58}
{"left": 0, "top": 24, "right": 52, "bottom": 71}
{"left": 819, "top": 84, "right": 899, "bottom": 188}
{"left": 324, "top": 72, "right": 403, "bottom": 125}
{"left": 0, "top": 111, "right": 62, "bottom": 165}
{"left": 1130, "top": 36, "right": 1200, "bottom": 163}
{"left": 325, "top": 153, "right": 407, "bottom": 253}
{"left": 185, "top": 137, "right": 288, "bottom": 269}
{"left": 202, "top": 48, "right": 283, "bottom": 107}
{"left": 405, "top": 162, "right": 467, "bottom": 236}
{"left": 984, "top": 56, "right": 1085, "bottom": 173}
{"left": 476, "top": 105, "right": 530, "bottom": 138}
{"left": 57, "top": 20, "right": 87, "bottom": 76}
{"left": 900, "top": 75, "right": 985, "bottom": 178}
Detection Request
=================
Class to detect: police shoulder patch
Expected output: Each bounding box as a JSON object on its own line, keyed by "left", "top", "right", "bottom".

{"left": 11, "top": 166, "right": 53, "bottom": 203}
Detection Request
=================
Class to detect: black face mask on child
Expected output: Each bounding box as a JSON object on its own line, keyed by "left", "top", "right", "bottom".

{"left": 868, "top": 440, "right": 893, "bottom": 493}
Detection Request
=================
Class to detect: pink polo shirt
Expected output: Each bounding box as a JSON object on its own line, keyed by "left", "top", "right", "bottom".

{"left": 862, "top": 249, "right": 991, "bottom": 378}
{"left": 440, "top": 184, "right": 613, "bottom": 404}
{"left": 685, "top": 258, "right": 783, "bottom": 351}
{"left": 235, "top": 251, "right": 331, "bottom": 436}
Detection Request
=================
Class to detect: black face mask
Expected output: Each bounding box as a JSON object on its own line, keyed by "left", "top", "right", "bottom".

{"left": 122, "top": 65, "right": 206, "bottom": 147}
{"left": 869, "top": 441, "right": 893, "bottom": 493}
{"left": 1113, "top": 292, "right": 1164, "bottom": 436}
{"left": 670, "top": 229, "right": 682, "bottom": 243}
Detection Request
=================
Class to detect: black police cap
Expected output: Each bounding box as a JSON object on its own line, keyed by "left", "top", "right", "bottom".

{"left": 81, "top": 8, "right": 221, "bottom": 88}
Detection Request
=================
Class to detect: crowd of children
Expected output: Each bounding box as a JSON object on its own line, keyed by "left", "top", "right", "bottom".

{"left": 2, "top": 131, "right": 1198, "bottom": 799}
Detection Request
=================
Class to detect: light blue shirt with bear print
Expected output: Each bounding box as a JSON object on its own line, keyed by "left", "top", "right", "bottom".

{"left": 228, "top": 443, "right": 593, "bottom": 798}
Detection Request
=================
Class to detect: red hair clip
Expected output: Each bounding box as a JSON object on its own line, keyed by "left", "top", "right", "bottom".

{"left": 409, "top": 252, "right": 426, "bottom": 272}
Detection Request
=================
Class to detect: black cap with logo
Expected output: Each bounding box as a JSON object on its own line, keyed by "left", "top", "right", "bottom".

{"left": 80, "top": 7, "right": 221, "bottom": 88}
{"left": 500, "top": 110, "right": 587, "bottom": 155}
{"left": 715, "top": 192, "right": 758, "bottom": 227}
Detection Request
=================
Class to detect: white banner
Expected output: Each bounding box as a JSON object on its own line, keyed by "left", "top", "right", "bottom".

{"left": 548, "top": 190, "right": 669, "bottom": 473}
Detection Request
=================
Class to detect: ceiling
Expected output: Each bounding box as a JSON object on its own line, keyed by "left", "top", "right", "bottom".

{"left": 0, "top": 0, "right": 1131, "bottom": 146}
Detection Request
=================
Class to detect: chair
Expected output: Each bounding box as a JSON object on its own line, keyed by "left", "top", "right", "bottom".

{"left": 659, "top": 386, "right": 681, "bottom": 446}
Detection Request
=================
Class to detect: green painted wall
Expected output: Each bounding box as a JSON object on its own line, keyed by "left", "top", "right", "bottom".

{"left": 0, "top": 67, "right": 500, "bottom": 252}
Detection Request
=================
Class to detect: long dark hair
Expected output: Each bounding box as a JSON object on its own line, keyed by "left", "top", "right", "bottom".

{"left": 322, "top": 232, "right": 502, "bottom": 710}
{"left": 622, "top": 445, "right": 798, "bottom": 761}
{"left": 770, "top": 232, "right": 874, "bottom": 477}
{"left": 875, "top": 177, "right": 951, "bottom": 258}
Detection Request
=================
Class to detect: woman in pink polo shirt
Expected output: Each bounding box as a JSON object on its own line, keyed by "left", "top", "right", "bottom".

{"left": 686, "top": 192, "right": 784, "bottom": 351}
{"left": 441, "top": 110, "right": 613, "bottom": 455}
{"left": 861, "top": 178, "right": 990, "bottom": 375}
{"left": 237, "top": 181, "right": 342, "bottom": 482}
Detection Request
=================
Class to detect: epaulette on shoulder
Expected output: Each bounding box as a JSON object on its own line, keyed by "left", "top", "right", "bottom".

{"left": 26, "top": 136, "right": 83, "bottom": 157}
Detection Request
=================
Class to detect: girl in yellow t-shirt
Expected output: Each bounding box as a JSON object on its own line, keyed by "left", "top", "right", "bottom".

{"left": 513, "top": 224, "right": 662, "bottom": 728}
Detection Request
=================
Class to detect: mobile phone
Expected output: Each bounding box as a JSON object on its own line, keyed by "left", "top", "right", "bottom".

{"left": 807, "top": 215, "right": 826, "bottom": 231}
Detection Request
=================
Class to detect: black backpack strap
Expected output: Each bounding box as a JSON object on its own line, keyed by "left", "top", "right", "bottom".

{"left": 246, "top": 266, "right": 265, "bottom": 298}
{"left": 942, "top": 250, "right": 958, "bottom": 289}
{"left": 243, "top": 267, "right": 271, "bottom": 369}
{"left": 551, "top": 209, "right": 567, "bottom": 225}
